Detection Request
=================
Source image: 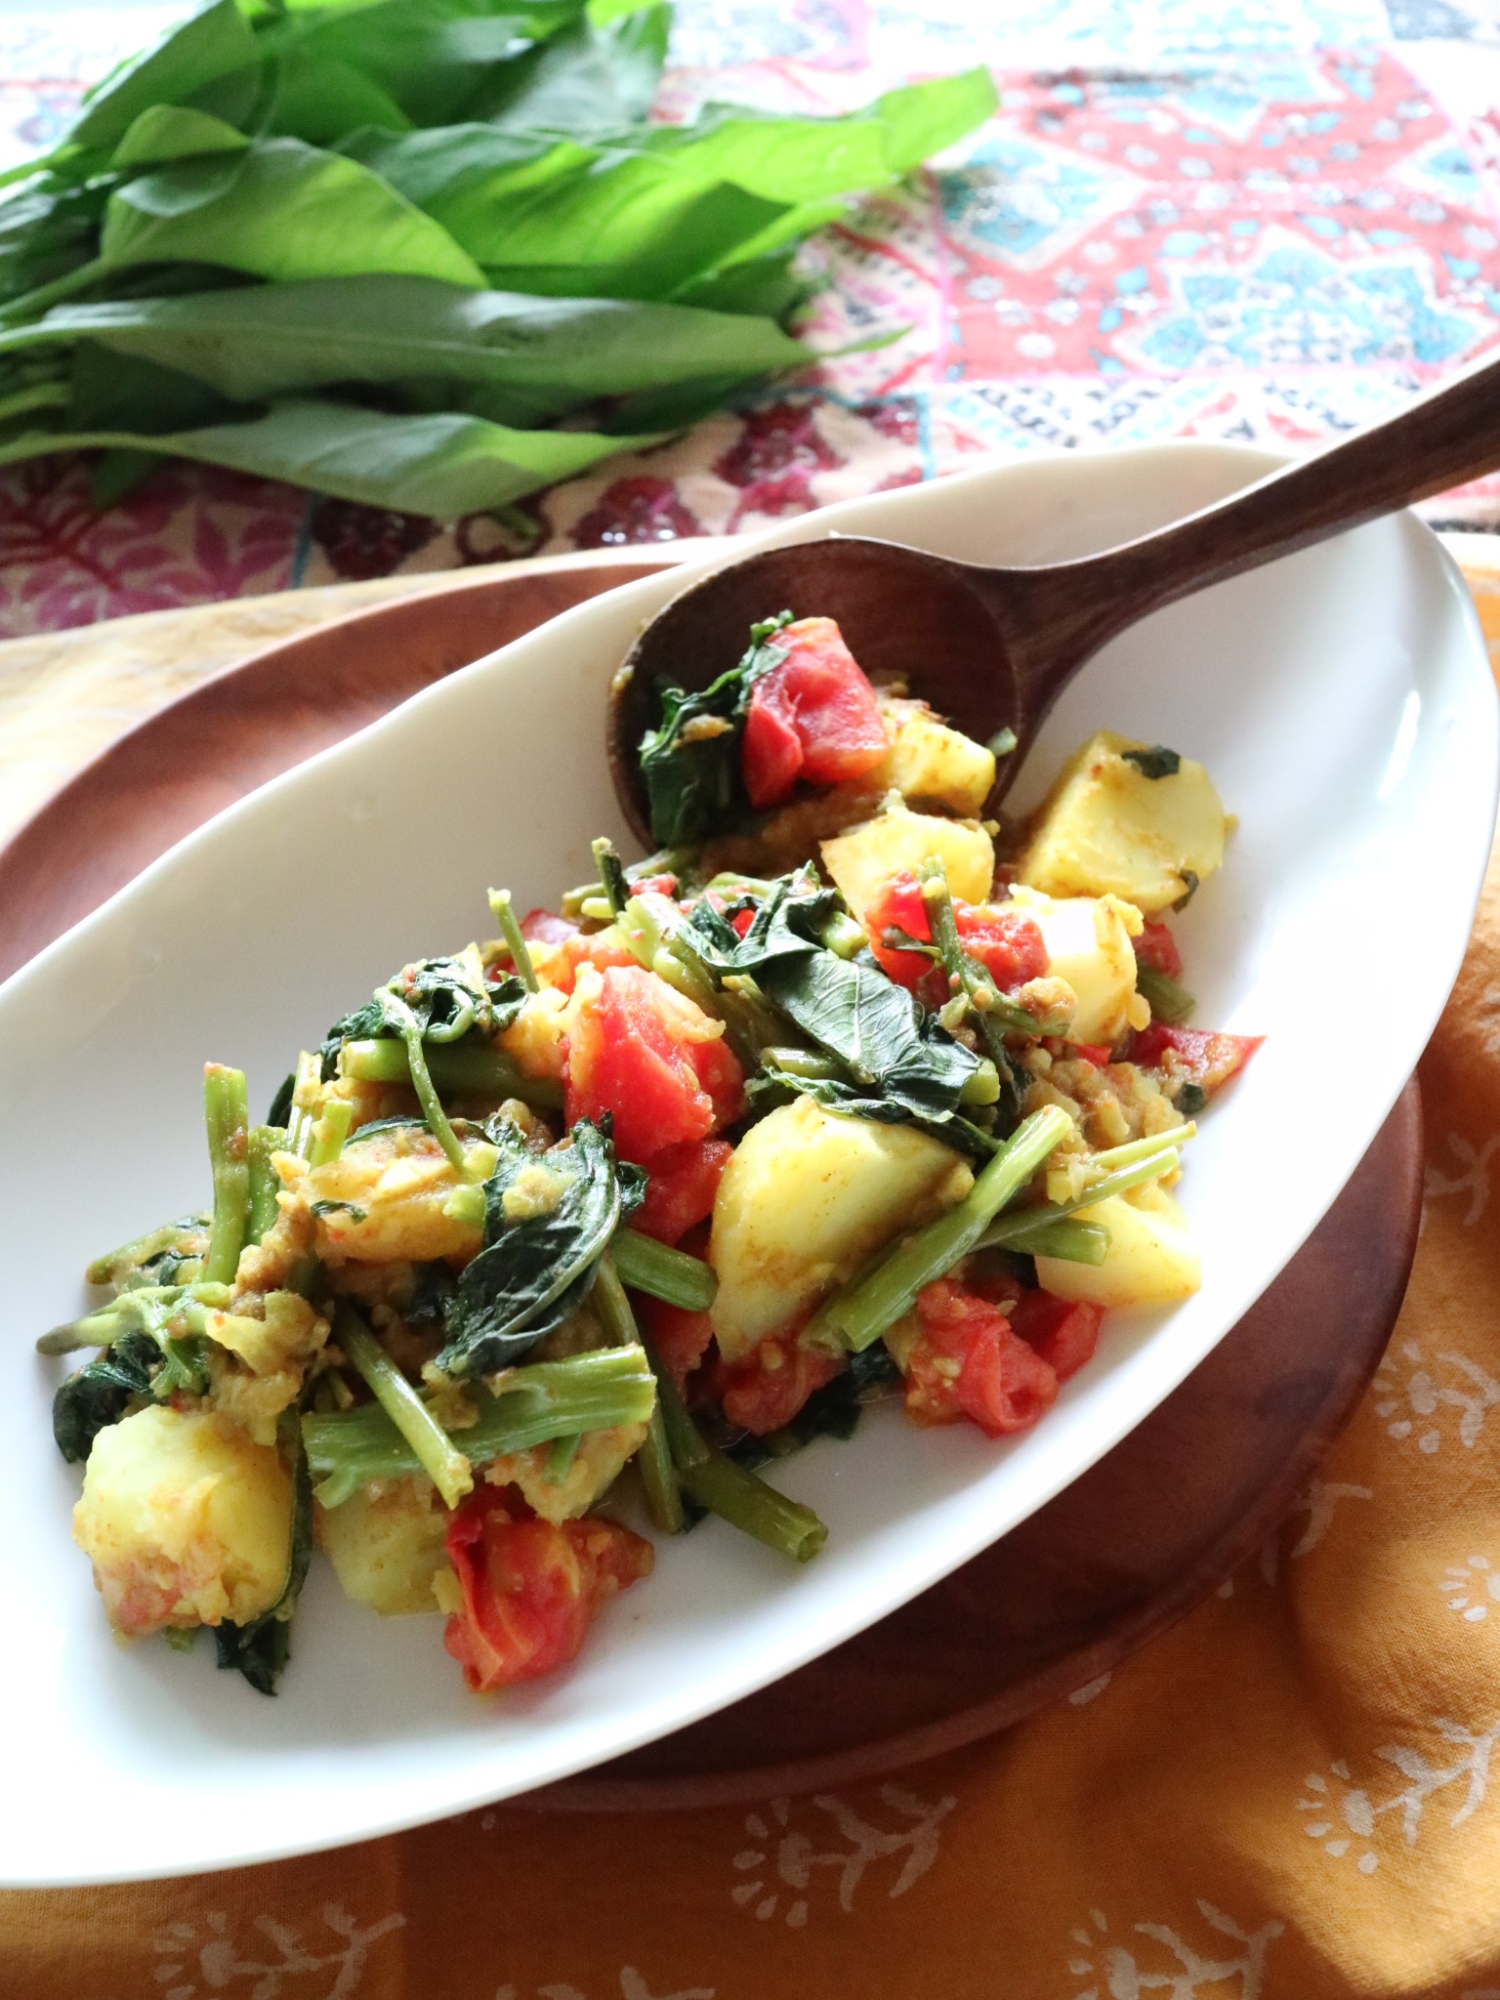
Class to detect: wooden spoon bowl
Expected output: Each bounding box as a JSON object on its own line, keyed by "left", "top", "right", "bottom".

{"left": 609, "top": 346, "right": 1500, "bottom": 847}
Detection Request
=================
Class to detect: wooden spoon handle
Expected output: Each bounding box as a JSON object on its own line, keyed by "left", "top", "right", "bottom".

{"left": 991, "top": 345, "right": 1500, "bottom": 707}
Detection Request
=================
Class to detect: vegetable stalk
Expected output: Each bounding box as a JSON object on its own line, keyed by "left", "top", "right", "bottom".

{"left": 304, "top": 1343, "right": 658, "bottom": 1508}
{"left": 334, "top": 1300, "right": 473, "bottom": 1509}
{"left": 341, "top": 1036, "right": 561, "bottom": 1112}
{"left": 654, "top": 1365, "right": 826, "bottom": 1564}
{"left": 804, "top": 1104, "right": 1074, "bottom": 1353}
{"left": 980, "top": 1148, "right": 1183, "bottom": 1253}
{"left": 202, "top": 1064, "right": 250, "bottom": 1286}
{"left": 592, "top": 1252, "right": 684, "bottom": 1534}
{"left": 487, "top": 887, "right": 538, "bottom": 993}
{"left": 610, "top": 1228, "right": 718, "bottom": 1311}
{"left": 246, "top": 1125, "right": 287, "bottom": 1245}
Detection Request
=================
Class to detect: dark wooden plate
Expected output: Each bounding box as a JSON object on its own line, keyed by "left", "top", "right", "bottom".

{"left": 0, "top": 558, "right": 1421, "bottom": 1808}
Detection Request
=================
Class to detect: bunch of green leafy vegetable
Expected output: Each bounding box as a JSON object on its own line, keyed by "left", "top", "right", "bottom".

{"left": 0, "top": 0, "right": 996, "bottom": 517}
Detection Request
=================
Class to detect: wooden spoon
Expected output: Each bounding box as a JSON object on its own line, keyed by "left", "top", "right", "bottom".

{"left": 608, "top": 352, "right": 1500, "bottom": 845}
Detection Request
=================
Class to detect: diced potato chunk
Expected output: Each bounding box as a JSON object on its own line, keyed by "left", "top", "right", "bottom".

{"left": 1035, "top": 1182, "right": 1200, "bottom": 1308}
{"left": 710, "top": 1097, "right": 973, "bottom": 1361}
{"left": 1017, "top": 730, "right": 1226, "bottom": 914}
{"left": 484, "top": 1421, "right": 649, "bottom": 1524}
{"left": 317, "top": 1476, "right": 451, "bottom": 1615}
{"left": 871, "top": 699, "right": 996, "bottom": 816}
{"left": 997, "top": 885, "right": 1145, "bottom": 1045}
{"left": 821, "top": 803, "right": 994, "bottom": 923}
{"left": 295, "top": 1123, "right": 484, "bottom": 1264}
{"left": 73, "top": 1405, "right": 292, "bottom": 1634}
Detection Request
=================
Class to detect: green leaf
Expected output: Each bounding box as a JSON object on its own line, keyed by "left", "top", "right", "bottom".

{"left": 214, "top": 1422, "right": 314, "bottom": 1696}
{"left": 337, "top": 123, "right": 570, "bottom": 211}
{"left": 647, "top": 108, "right": 891, "bottom": 204}
{"left": 259, "top": 0, "right": 590, "bottom": 132}
{"left": 52, "top": 1331, "right": 160, "bottom": 1464}
{"left": 439, "top": 1117, "right": 644, "bottom": 1377}
{"left": 265, "top": 51, "right": 415, "bottom": 145}
{"left": 111, "top": 105, "right": 251, "bottom": 170}
{"left": 101, "top": 138, "right": 487, "bottom": 289}
{"left": 67, "top": 341, "right": 239, "bottom": 434}
{"left": 5, "top": 277, "right": 812, "bottom": 412}
{"left": 0, "top": 395, "right": 666, "bottom": 517}
{"left": 477, "top": 6, "right": 669, "bottom": 137}
{"left": 318, "top": 955, "right": 527, "bottom": 1078}
{"left": 872, "top": 68, "right": 999, "bottom": 174}
{"left": 66, "top": 0, "right": 260, "bottom": 153}
{"left": 638, "top": 610, "right": 791, "bottom": 846}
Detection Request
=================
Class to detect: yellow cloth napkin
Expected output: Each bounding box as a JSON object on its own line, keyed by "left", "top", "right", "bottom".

{"left": 6, "top": 562, "right": 1500, "bottom": 1999}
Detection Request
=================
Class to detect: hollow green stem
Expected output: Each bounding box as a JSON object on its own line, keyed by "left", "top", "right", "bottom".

{"left": 653, "top": 1365, "right": 825, "bottom": 1562}
{"left": 488, "top": 888, "right": 538, "bottom": 993}
{"left": 286, "top": 1050, "right": 322, "bottom": 1159}
{"left": 591, "top": 837, "right": 630, "bottom": 918}
{"left": 761, "top": 1045, "right": 843, "bottom": 1082}
{"left": 611, "top": 1228, "right": 717, "bottom": 1311}
{"left": 592, "top": 1252, "right": 684, "bottom": 1533}
{"left": 1001, "top": 1217, "right": 1110, "bottom": 1265}
{"left": 307, "top": 1099, "right": 353, "bottom": 1170}
{"left": 805, "top": 1104, "right": 1074, "bottom": 1353}
{"left": 334, "top": 1300, "right": 473, "bottom": 1509}
{"left": 546, "top": 1433, "right": 582, "bottom": 1484}
{"left": 340, "top": 1037, "right": 562, "bottom": 1113}
{"left": 305, "top": 1344, "right": 657, "bottom": 1508}
{"left": 203, "top": 1065, "right": 250, "bottom": 1286}
{"left": 246, "top": 1125, "right": 287, "bottom": 1245}
{"left": 0, "top": 379, "right": 68, "bottom": 427}
{"left": 979, "top": 1149, "right": 1181, "bottom": 1252}
{"left": 0, "top": 254, "right": 110, "bottom": 325}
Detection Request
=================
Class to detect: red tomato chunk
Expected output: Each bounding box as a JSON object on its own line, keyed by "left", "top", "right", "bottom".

{"left": 565, "top": 966, "right": 744, "bottom": 1164}
{"left": 1130, "top": 1022, "right": 1262, "bottom": 1098}
{"left": 717, "top": 1335, "right": 844, "bottom": 1436}
{"left": 904, "top": 1279, "right": 1059, "bottom": 1437}
{"left": 1007, "top": 1289, "right": 1103, "bottom": 1383}
{"left": 742, "top": 616, "right": 889, "bottom": 810}
{"left": 442, "top": 1490, "right": 653, "bottom": 1693}
{"left": 1133, "top": 919, "right": 1183, "bottom": 981}
{"left": 863, "top": 871, "right": 1049, "bottom": 995}
{"left": 638, "top": 1296, "right": 715, "bottom": 1393}
{"left": 632, "top": 1137, "right": 733, "bottom": 1246}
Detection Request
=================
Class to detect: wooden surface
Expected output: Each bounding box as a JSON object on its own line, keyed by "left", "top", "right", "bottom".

{"left": 0, "top": 554, "right": 1423, "bottom": 1808}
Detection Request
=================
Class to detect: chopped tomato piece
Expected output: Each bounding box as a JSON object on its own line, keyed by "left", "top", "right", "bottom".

{"left": 903, "top": 1278, "right": 1058, "bottom": 1437}
{"left": 742, "top": 616, "right": 889, "bottom": 809}
{"left": 565, "top": 965, "right": 744, "bottom": 1163}
{"left": 539, "top": 928, "right": 639, "bottom": 997}
{"left": 862, "top": 872, "right": 935, "bottom": 989}
{"left": 629, "top": 873, "right": 678, "bottom": 899}
{"left": 520, "top": 908, "right": 580, "bottom": 947}
{"left": 1067, "top": 1042, "right": 1113, "bottom": 1068}
{"left": 731, "top": 907, "right": 757, "bottom": 940}
{"left": 717, "top": 1335, "right": 844, "bottom": 1436}
{"left": 632, "top": 1137, "right": 733, "bottom": 1245}
{"left": 1133, "top": 919, "right": 1183, "bottom": 981}
{"left": 442, "top": 1489, "right": 653, "bottom": 1693}
{"left": 1007, "top": 1289, "right": 1104, "bottom": 1383}
{"left": 862, "top": 870, "right": 1048, "bottom": 995}
{"left": 638, "top": 1295, "right": 714, "bottom": 1393}
{"left": 1130, "top": 1022, "right": 1263, "bottom": 1099}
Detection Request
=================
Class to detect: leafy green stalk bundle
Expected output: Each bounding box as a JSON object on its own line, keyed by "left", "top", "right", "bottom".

{"left": 0, "top": 0, "right": 996, "bottom": 515}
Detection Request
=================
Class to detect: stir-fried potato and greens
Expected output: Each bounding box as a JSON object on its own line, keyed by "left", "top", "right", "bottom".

{"left": 42, "top": 616, "right": 1258, "bottom": 1697}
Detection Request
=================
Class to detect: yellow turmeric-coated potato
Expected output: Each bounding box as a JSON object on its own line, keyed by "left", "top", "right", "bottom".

{"left": 73, "top": 1405, "right": 292, "bottom": 1634}
{"left": 1017, "top": 729, "right": 1226, "bottom": 914}
{"left": 709, "top": 1096, "right": 973, "bottom": 1361}
{"left": 296, "top": 1122, "right": 484, "bottom": 1264}
{"left": 995, "top": 884, "right": 1146, "bottom": 1046}
{"left": 871, "top": 700, "right": 996, "bottom": 816}
{"left": 1034, "top": 1181, "right": 1200, "bottom": 1308}
{"left": 821, "top": 803, "right": 994, "bottom": 922}
{"left": 316, "top": 1476, "right": 451, "bottom": 1616}
{"left": 484, "top": 1421, "right": 649, "bottom": 1525}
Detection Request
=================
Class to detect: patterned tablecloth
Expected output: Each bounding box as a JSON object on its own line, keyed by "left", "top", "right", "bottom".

{"left": 8, "top": 6, "right": 1500, "bottom": 1998}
